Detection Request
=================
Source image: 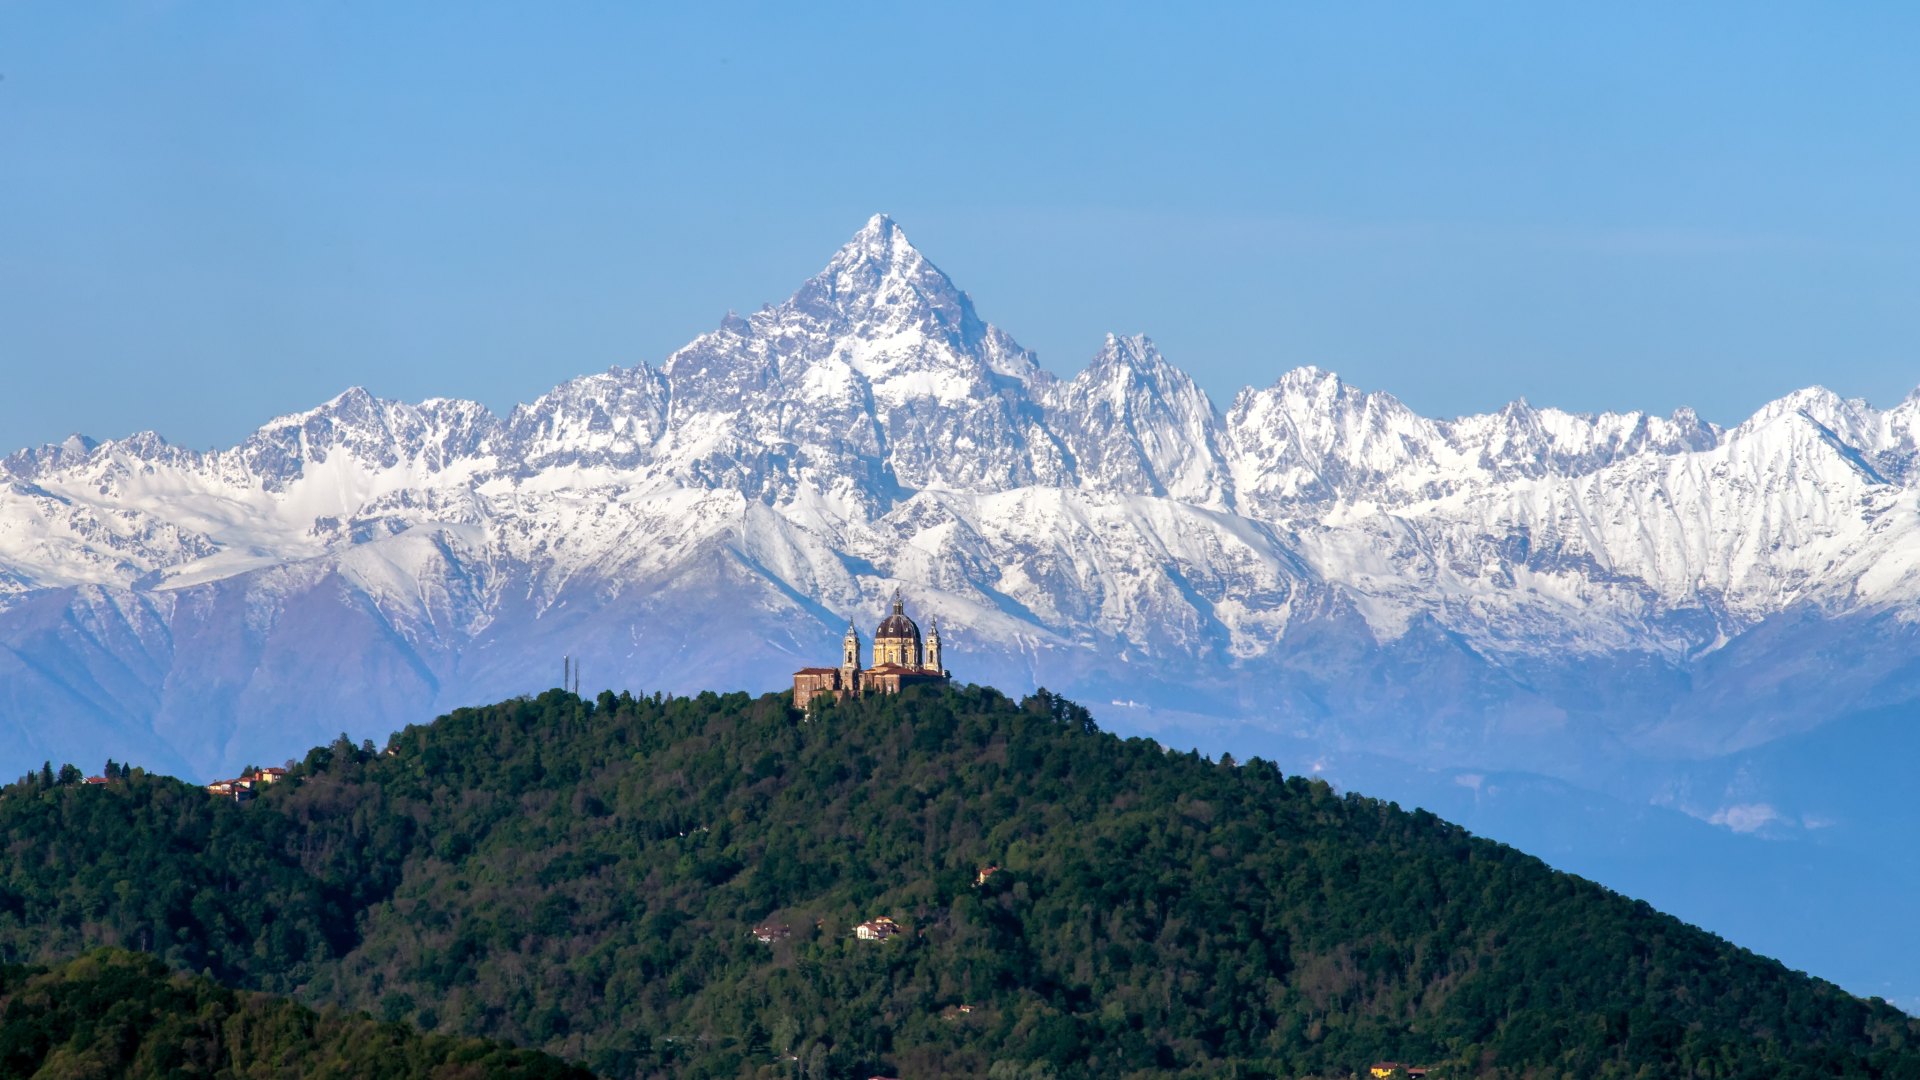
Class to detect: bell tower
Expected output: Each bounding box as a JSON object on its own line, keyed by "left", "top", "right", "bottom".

{"left": 925, "top": 615, "right": 942, "bottom": 674}
{"left": 841, "top": 619, "right": 862, "bottom": 671}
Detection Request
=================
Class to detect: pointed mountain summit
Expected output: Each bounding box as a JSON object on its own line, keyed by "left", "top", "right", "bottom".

{"left": 827, "top": 212, "right": 918, "bottom": 273}
{"left": 786, "top": 213, "right": 1039, "bottom": 382}
{"left": 815, "top": 213, "right": 943, "bottom": 296}
{"left": 1225, "top": 366, "right": 1451, "bottom": 507}
{"left": 666, "top": 215, "right": 1039, "bottom": 387}
{"left": 1051, "top": 334, "right": 1231, "bottom": 505}
{"left": 761, "top": 213, "right": 970, "bottom": 340}
{"left": 655, "top": 216, "right": 1067, "bottom": 501}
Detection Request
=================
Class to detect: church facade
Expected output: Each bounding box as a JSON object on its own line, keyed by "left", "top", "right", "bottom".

{"left": 794, "top": 592, "right": 949, "bottom": 706}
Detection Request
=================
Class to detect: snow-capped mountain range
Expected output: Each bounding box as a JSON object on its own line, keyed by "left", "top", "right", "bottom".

{"left": 6, "top": 214, "right": 1920, "bottom": 789}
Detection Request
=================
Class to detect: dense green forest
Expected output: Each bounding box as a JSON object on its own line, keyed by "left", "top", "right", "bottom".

{"left": 0, "top": 948, "right": 590, "bottom": 1078}
{"left": 2, "top": 685, "right": 1918, "bottom": 1079}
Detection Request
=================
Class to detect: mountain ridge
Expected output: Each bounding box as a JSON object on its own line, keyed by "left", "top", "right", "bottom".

{"left": 6, "top": 215, "right": 1920, "bottom": 772}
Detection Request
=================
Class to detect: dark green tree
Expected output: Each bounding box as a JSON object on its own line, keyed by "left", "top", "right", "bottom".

{"left": 0, "top": 686, "right": 1913, "bottom": 1079}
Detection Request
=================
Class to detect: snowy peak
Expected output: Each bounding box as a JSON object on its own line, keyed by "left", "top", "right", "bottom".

{"left": 1070, "top": 334, "right": 1195, "bottom": 404}
{"left": 829, "top": 213, "right": 917, "bottom": 275}
{"left": 1053, "top": 335, "right": 1231, "bottom": 505}
{"left": 234, "top": 388, "right": 497, "bottom": 491}
{"left": 820, "top": 213, "right": 949, "bottom": 307}
{"left": 1740, "top": 386, "right": 1859, "bottom": 432}
{"left": 666, "top": 215, "right": 1033, "bottom": 391}
{"left": 653, "top": 216, "right": 1065, "bottom": 502}
{"left": 793, "top": 214, "right": 971, "bottom": 340}
{"left": 1083, "top": 333, "right": 1181, "bottom": 381}
{"left": 1699, "top": 384, "right": 1920, "bottom": 487}
{"left": 3, "top": 433, "right": 105, "bottom": 480}
{"left": 506, "top": 365, "right": 669, "bottom": 471}
{"left": 1219, "top": 368, "right": 1733, "bottom": 513}
{"left": 798, "top": 215, "right": 1046, "bottom": 384}
{"left": 1225, "top": 367, "right": 1447, "bottom": 508}
{"left": 1448, "top": 400, "right": 1720, "bottom": 480}
{"left": 1732, "top": 387, "right": 1859, "bottom": 457}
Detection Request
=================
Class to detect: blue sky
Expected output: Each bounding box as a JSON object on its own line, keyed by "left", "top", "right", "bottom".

{"left": 3, "top": 3, "right": 1917, "bottom": 449}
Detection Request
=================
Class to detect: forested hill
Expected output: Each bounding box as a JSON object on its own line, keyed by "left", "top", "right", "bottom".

{"left": 0, "top": 948, "right": 590, "bottom": 1078}
{"left": 2, "top": 686, "right": 1917, "bottom": 1080}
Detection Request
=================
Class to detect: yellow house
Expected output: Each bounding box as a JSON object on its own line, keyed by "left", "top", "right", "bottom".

{"left": 854, "top": 916, "right": 903, "bottom": 941}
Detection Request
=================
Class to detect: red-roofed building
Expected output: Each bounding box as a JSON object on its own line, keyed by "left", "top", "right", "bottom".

{"left": 854, "top": 916, "right": 903, "bottom": 941}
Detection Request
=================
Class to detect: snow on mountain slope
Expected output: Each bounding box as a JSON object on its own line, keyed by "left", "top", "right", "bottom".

{"left": 654, "top": 214, "right": 1070, "bottom": 511}
{"left": 1374, "top": 392, "right": 1920, "bottom": 641}
{"left": 507, "top": 366, "right": 670, "bottom": 472}
{"left": 0, "top": 390, "right": 500, "bottom": 599}
{"left": 1046, "top": 334, "right": 1233, "bottom": 509}
{"left": 3, "top": 213, "right": 1919, "bottom": 784}
{"left": 1222, "top": 367, "right": 1721, "bottom": 515}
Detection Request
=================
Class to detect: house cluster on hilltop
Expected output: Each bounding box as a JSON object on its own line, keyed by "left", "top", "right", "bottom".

{"left": 206, "top": 767, "right": 286, "bottom": 802}
{"left": 793, "top": 591, "right": 949, "bottom": 706}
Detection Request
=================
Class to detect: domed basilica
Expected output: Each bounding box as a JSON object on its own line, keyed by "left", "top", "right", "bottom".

{"left": 793, "top": 591, "right": 950, "bottom": 706}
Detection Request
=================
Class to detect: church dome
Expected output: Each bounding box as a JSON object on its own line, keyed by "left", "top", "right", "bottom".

{"left": 875, "top": 594, "right": 920, "bottom": 641}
